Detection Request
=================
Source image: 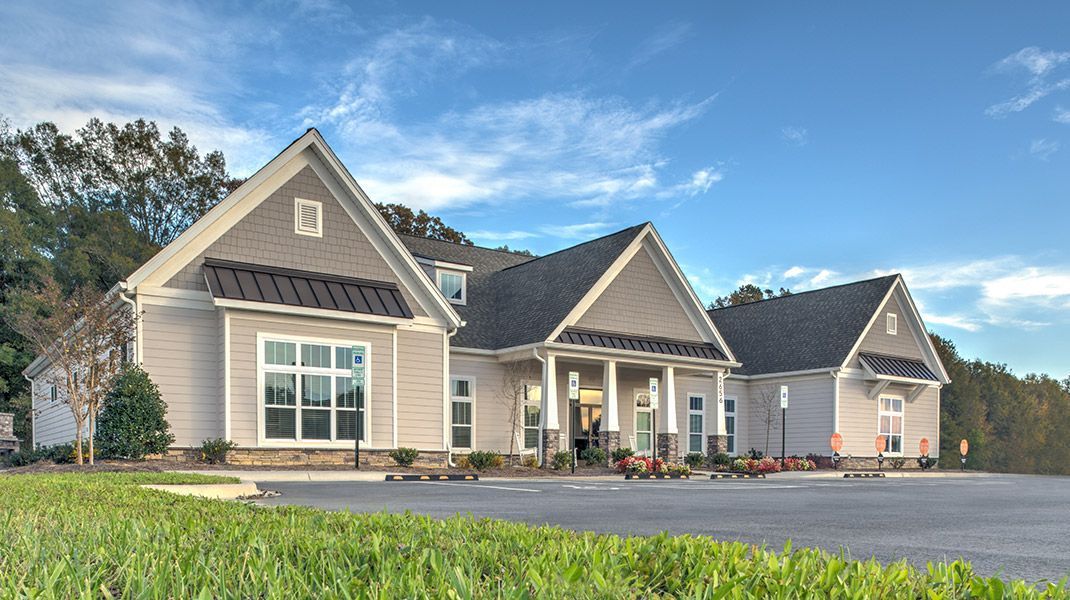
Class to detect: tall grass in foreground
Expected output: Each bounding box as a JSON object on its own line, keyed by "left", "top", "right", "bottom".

{"left": 0, "top": 473, "right": 1065, "bottom": 598}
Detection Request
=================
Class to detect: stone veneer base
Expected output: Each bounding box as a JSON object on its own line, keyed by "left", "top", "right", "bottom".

{"left": 149, "top": 447, "right": 448, "bottom": 468}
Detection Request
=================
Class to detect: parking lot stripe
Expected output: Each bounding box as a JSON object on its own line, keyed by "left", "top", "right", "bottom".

{"left": 420, "top": 481, "right": 541, "bottom": 493}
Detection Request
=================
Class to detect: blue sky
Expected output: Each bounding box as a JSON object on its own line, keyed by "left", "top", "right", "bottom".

{"left": 2, "top": 1, "right": 1069, "bottom": 377}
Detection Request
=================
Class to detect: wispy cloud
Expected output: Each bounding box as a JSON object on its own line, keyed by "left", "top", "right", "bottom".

{"left": 1029, "top": 138, "right": 1060, "bottom": 160}
{"left": 1055, "top": 107, "right": 1070, "bottom": 124}
{"left": 781, "top": 126, "right": 809, "bottom": 146}
{"left": 467, "top": 229, "right": 540, "bottom": 243}
{"left": 626, "top": 22, "right": 692, "bottom": 70}
{"left": 300, "top": 21, "right": 720, "bottom": 212}
{"left": 986, "top": 46, "right": 1070, "bottom": 118}
{"left": 541, "top": 222, "right": 616, "bottom": 240}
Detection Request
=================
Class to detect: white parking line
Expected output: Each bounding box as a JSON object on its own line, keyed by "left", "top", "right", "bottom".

{"left": 420, "top": 481, "right": 541, "bottom": 493}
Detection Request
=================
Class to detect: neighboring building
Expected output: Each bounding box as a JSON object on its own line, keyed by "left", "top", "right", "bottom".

{"left": 22, "top": 130, "right": 947, "bottom": 467}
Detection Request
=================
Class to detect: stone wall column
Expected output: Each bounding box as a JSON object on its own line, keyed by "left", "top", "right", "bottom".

{"left": 707, "top": 434, "right": 728, "bottom": 456}
{"left": 656, "top": 433, "right": 678, "bottom": 463}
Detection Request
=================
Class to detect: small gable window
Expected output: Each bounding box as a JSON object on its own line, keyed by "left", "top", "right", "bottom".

{"left": 294, "top": 198, "right": 322, "bottom": 237}
{"left": 886, "top": 313, "right": 897, "bottom": 335}
{"left": 437, "top": 270, "right": 466, "bottom": 305}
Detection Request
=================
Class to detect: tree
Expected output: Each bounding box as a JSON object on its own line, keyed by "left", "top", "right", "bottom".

{"left": 493, "top": 245, "right": 535, "bottom": 257}
{"left": 752, "top": 384, "right": 781, "bottom": 456}
{"left": 375, "top": 202, "right": 473, "bottom": 245}
{"left": 709, "top": 284, "right": 792, "bottom": 309}
{"left": 498, "top": 360, "right": 538, "bottom": 465}
{"left": 3, "top": 278, "right": 136, "bottom": 464}
{"left": 96, "top": 365, "right": 174, "bottom": 459}
{"left": 3, "top": 118, "right": 240, "bottom": 247}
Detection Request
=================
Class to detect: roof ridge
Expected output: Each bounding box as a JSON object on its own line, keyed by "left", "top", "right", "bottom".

{"left": 708, "top": 273, "right": 900, "bottom": 311}
{"left": 498, "top": 223, "right": 648, "bottom": 273}
{"left": 397, "top": 233, "right": 538, "bottom": 259}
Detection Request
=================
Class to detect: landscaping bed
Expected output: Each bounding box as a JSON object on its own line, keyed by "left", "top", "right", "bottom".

{"left": 0, "top": 472, "right": 1063, "bottom": 598}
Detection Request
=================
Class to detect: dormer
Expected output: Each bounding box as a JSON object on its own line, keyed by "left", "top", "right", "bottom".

{"left": 415, "top": 257, "right": 473, "bottom": 306}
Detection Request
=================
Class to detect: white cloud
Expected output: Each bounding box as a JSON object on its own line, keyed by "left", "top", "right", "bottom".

{"left": 541, "top": 222, "right": 616, "bottom": 240}
{"left": 781, "top": 126, "right": 808, "bottom": 146}
{"left": 986, "top": 46, "right": 1070, "bottom": 118}
{"left": 1055, "top": 107, "right": 1070, "bottom": 124}
{"left": 809, "top": 269, "right": 836, "bottom": 286}
{"left": 783, "top": 266, "right": 806, "bottom": 279}
{"left": 1029, "top": 138, "right": 1060, "bottom": 160}
{"left": 467, "top": 229, "right": 540, "bottom": 243}
{"left": 627, "top": 22, "right": 692, "bottom": 70}
{"left": 921, "top": 313, "right": 982, "bottom": 332}
{"left": 300, "top": 22, "right": 720, "bottom": 212}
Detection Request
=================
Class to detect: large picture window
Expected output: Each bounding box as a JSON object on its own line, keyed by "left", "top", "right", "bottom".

{"left": 261, "top": 338, "right": 366, "bottom": 443}
{"left": 878, "top": 396, "right": 903, "bottom": 455}
{"left": 450, "top": 378, "right": 473, "bottom": 449}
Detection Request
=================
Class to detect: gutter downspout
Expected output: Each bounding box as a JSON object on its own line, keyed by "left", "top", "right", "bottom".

{"left": 532, "top": 348, "right": 546, "bottom": 467}
{"left": 117, "top": 282, "right": 138, "bottom": 364}
{"left": 23, "top": 374, "right": 34, "bottom": 449}
{"left": 830, "top": 367, "right": 841, "bottom": 436}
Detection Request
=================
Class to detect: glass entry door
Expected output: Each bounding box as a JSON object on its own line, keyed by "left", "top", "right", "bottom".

{"left": 573, "top": 389, "right": 602, "bottom": 451}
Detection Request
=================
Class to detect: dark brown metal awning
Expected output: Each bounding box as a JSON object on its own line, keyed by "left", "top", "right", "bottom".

{"left": 859, "top": 353, "right": 938, "bottom": 382}
{"left": 554, "top": 328, "right": 728, "bottom": 361}
{"left": 203, "top": 258, "right": 414, "bottom": 319}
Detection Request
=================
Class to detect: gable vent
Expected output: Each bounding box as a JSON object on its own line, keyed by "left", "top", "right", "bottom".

{"left": 294, "top": 198, "right": 322, "bottom": 237}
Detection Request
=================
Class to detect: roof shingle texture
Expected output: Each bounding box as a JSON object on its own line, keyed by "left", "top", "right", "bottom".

{"left": 707, "top": 275, "right": 899, "bottom": 375}
{"left": 400, "top": 225, "right": 646, "bottom": 349}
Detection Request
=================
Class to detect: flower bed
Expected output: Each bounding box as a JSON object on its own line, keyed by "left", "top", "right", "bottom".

{"left": 614, "top": 456, "right": 691, "bottom": 477}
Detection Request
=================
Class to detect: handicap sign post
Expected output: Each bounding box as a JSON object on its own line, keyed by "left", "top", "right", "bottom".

{"left": 352, "top": 346, "right": 366, "bottom": 470}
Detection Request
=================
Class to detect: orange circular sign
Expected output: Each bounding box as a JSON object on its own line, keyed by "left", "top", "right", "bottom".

{"left": 919, "top": 438, "right": 930, "bottom": 455}
{"left": 960, "top": 439, "right": 969, "bottom": 456}
{"left": 874, "top": 435, "right": 886, "bottom": 454}
{"left": 830, "top": 433, "right": 844, "bottom": 453}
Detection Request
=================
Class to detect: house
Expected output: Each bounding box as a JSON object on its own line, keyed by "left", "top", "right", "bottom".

{"left": 23, "top": 130, "right": 947, "bottom": 467}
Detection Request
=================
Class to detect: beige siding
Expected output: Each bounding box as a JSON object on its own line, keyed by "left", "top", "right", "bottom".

{"left": 849, "top": 293, "right": 924, "bottom": 367}
{"left": 838, "top": 376, "right": 941, "bottom": 457}
{"left": 677, "top": 374, "right": 717, "bottom": 458}
{"left": 575, "top": 245, "right": 703, "bottom": 342}
{"left": 227, "top": 311, "right": 395, "bottom": 448}
{"left": 724, "top": 378, "right": 749, "bottom": 455}
{"left": 141, "top": 303, "right": 222, "bottom": 446}
{"left": 450, "top": 356, "right": 519, "bottom": 453}
{"left": 743, "top": 376, "right": 834, "bottom": 457}
{"left": 164, "top": 165, "right": 425, "bottom": 317}
{"left": 396, "top": 328, "right": 447, "bottom": 450}
{"left": 31, "top": 364, "right": 80, "bottom": 447}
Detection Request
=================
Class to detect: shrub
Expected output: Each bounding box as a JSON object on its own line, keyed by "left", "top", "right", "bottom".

{"left": 455, "top": 455, "right": 471, "bottom": 469}
{"left": 684, "top": 452, "right": 705, "bottom": 468}
{"left": 551, "top": 451, "right": 572, "bottom": 471}
{"left": 730, "top": 457, "right": 751, "bottom": 472}
{"left": 756, "top": 456, "right": 782, "bottom": 474}
{"left": 891, "top": 458, "right": 906, "bottom": 470}
{"left": 521, "top": 455, "right": 538, "bottom": 469}
{"left": 33, "top": 442, "right": 92, "bottom": 464}
{"left": 709, "top": 452, "right": 732, "bottom": 470}
{"left": 466, "top": 451, "right": 503, "bottom": 471}
{"left": 747, "top": 448, "right": 764, "bottom": 460}
{"left": 917, "top": 456, "right": 938, "bottom": 470}
{"left": 610, "top": 447, "right": 634, "bottom": 463}
{"left": 580, "top": 446, "right": 607, "bottom": 466}
{"left": 615, "top": 456, "right": 664, "bottom": 474}
{"left": 3, "top": 448, "right": 40, "bottom": 467}
{"left": 782, "top": 457, "right": 817, "bottom": 471}
{"left": 96, "top": 365, "right": 175, "bottom": 459}
{"left": 389, "top": 447, "right": 420, "bottom": 467}
{"left": 199, "top": 438, "right": 236, "bottom": 464}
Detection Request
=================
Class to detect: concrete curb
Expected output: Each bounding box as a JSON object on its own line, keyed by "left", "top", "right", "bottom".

{"left": 769, "top": 470, "right": 992, "bottom": 479}
{"left": 142, "top": 482, "right": 261, "bottom": 500}
{"left": 173, "top": 470, "right": 391, "bottom": 483}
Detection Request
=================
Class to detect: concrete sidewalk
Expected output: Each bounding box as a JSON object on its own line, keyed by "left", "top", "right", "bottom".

{"left": 178, "top": 469, "right": 392, "bottom": 483}
{"left": 766, "top": 469, "right": 990, "bottom": 479}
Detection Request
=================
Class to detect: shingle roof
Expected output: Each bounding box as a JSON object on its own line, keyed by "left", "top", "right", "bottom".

{"left": 707, "top": 275, "right": 899, "bottom": 375}
{"left": 203, "top": 258, "right": 413, "bottom": 319}
{"left": 555, "top": 328, "right": 729, "bottom": 361}
{"left": 859, "top": 353, "right": 939, "bottom": 382}
{"left": 399, "top": 225, "right": 647, "bottom": 349}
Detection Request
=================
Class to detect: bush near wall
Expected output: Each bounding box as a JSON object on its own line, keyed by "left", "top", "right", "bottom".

{"left": 0, "top": 473, "right": 1061, "bottom": 598}
{"left": 96, "top": 365, "right": 175, "bottom": 459}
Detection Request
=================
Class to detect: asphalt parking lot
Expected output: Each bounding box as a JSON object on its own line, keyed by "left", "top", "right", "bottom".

{"left": 256, "top": 474, "right": 1070, "bottom": 582}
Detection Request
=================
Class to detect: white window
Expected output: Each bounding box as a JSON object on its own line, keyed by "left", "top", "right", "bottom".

{"left": 878, "top": 396, "right": 904, "bottom": 455}
{"left": 634, "top": 388, "right": 653, "bottom": 455}
{"left": 450, "top": 378, "right": 474, "bottom": 449}
{"left": 724, "top": 397, "right": 737, "bottom": 455}
{"left": 260, "top": 338, "right": 365, "bottom": 443}
{"left": 687, "top": 394, "right": 705, "bottom": 454}
{"left": 886, "top": 313, "right": 897, "bottom": 335}
{"left": 522, "top": 383, "right": 541, "bottom": 449}
{"left": 437, "top": 270, "right": 466, "bottom": 305}
{"left": 294, "top": 198, "right": 322, "bottom": 237}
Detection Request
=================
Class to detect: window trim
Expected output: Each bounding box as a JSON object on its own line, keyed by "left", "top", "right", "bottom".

{"left": 687, "top": 393, "right": 705, "bottom": 454}
{"left": 294, "top": 197, "right": 323, "bottom": 238}
{"left": 886, "top": 312, "right": 898, "bottom": 335}
{"left": 633, "top": 387, "right": 654, "bottom": 456}
{"left": 724, "top": 395, "right": 737, "bottom": 456}
{"left": 256, "top": 333, "right": 370, "bottom": 448}
{"left": 437, "top": 269, "right": 467, "bottom": 306}
{"left": 877, "top": 394, "right": 904, "bottom": 457}
{"left": 450, "top": 376, "right": 475, "bottom": 450}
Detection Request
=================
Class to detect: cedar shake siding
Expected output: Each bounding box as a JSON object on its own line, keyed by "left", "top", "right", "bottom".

{"left": 163, "top": 165, "right": 426, "bottom": 317}
{"left": 575, "top": 245, "right": 704, "bottom": 342}
{"left": 848, "top": 293, "right": 925, "bottom": 368}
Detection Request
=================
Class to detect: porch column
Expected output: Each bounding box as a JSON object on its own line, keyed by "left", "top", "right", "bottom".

{"left": 708, "top": 370, "right": 729, "bottom": 456}
{"left": 540, "top": 353, "right": 560, "bottom": 466}
{"left": 657, "top": 366, "right": 679, "bottom": 460}
{"left": 599, "top": 360, "right": 620, "bottom": 461}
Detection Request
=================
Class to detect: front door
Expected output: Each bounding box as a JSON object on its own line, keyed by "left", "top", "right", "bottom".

{"left": 573, "top": 389, "right": 602, "bottom": 451}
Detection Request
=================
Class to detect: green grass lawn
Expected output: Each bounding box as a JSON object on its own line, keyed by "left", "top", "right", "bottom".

{"left": 0, "top": 473, "right": 1065, "bottom": 598}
